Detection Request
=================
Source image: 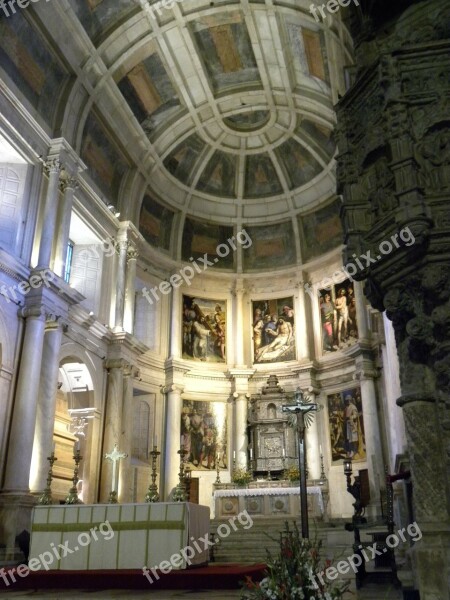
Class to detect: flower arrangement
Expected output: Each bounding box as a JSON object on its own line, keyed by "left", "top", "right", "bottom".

{"left": 241, "top": 521, "right": 349, "bottom": 600}
{"left": 232, "top": 468, "right": 253, "bottom": 486}
{"left": 284, "top": 465, "right": 300, "bottom": 482}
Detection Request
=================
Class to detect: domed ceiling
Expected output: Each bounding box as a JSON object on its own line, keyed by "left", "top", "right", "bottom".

{"left": 70, "top": 0, "right": 351, "bottom": 267}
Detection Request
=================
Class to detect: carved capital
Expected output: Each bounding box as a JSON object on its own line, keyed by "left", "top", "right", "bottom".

{"left": 43, "top": 158, "right": 62, "bottom": 176}
{"left": 18, "top": 305, "right": 46, "bottom": 320}
{"left": 59, "top": 175, "right": 79, "bottom": 193}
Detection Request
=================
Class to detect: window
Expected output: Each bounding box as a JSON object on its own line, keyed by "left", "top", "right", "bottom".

{"left": 64, "top": 240, "right": 74, "bottom": 283}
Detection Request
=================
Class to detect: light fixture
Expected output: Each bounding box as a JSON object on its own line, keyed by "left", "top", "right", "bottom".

{"left": 343, "top": 458, "right": 353, "bottom": 476}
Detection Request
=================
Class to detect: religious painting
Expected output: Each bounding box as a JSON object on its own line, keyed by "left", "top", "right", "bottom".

{"left": 181, "top": 400, "right": 228, "bottom": 471}
{"left": 139, "top": 194, "right": 174, "bottom": 251}
{"left": 274, "top": 138, "right": 322, "bottom": 190}
{"left": 298, "top": 198, "right": 343, "bottom": 262}
{"left": 319, "top": 279, "right": 358, "bottom": 353}
{"left": 242, "top": 222, "right": 296, "bottom": 271}
{"left": 182, "top": 296, "right": 227, "bottom": 363}
{"left": 182, "top": 218, "right": 234, "bottom": 269}
{"left": 252, "top": 297, "right": 296, "bottom": 364}
{"left": 327, "top": 387, "right": 366, "bottom": 463}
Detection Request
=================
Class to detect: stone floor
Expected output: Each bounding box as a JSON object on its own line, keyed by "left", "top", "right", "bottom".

{"left": 4, "top": 583, "right": 404, "bottom": 599}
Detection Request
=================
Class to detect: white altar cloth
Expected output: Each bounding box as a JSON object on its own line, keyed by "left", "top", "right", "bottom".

{"left": 214, "top": 486, "right": 324, "bottom": 513}
{"left": 29, "top": 502, "right": 210, "bottom": 571}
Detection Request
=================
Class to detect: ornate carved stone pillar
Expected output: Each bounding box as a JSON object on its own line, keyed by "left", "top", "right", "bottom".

{"left": 37, "top": 158, "right": 62, "bottom": 270}
{"left": 337, "top": 2, "right": 450, "bottom": 596}
{"left": 29, "top": 317, "right": 63, "bottom": 493}
{"left": 3, "top": 307, "right": 46, "bottom": 492}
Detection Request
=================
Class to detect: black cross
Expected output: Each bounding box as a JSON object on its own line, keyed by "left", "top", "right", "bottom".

{"left": 282, "top": 388, "right": 319, "bottom": 539}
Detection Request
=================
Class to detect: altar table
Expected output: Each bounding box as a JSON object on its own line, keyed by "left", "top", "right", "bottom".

{"left": 213, "top": 486, "right": 324, "bottom": 520}
{"left": 29, "top": 502, "right": 210, "bottom": 570}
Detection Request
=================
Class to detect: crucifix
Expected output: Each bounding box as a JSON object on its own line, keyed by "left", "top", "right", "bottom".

{"left": 282, "top": 387, "right": 321, "bottom": 539}
{"left": 105, "top": 444, "right": 128, "bottom": 504}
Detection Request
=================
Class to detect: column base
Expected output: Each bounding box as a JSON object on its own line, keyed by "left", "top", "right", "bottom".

{"left": 412, "top": 525, "right": 450, "bottom": 600}
{"left": 0, "top": 493, "right": 37, "bottom": 563}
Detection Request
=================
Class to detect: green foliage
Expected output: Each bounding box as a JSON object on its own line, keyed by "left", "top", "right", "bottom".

{"left": 232, "top": 468, "right": 253, "bottom": 485}
{"left": 240, "top": 521, "right": 349, "bottom": 600}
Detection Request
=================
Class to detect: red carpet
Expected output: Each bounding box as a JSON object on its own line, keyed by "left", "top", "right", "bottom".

{"left": 2, "top": 563, "right": 266, "bottom": 591}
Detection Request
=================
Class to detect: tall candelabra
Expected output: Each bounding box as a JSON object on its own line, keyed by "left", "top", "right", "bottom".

{"left": 38, "top": 451, "right": 58, "bottom": 505}
{"left": 215, "top": 452, "right": 221, "bottom": 484}
{"left": 145, "top": 445, "right": 161, "bottom": 502}
{"left": 319, "top": 449, "right": 327, "bottom": 485}
{"left": 173, "top": 447, "right": 188, "bottom": 502}
{"left": 65, "top": 446, "right": 82, "bottom": 504}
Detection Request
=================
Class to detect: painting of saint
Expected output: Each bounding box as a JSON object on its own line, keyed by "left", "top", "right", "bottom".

{"left": 181, "top": 400, "right": 227, "bottom": 471}
{"left": 252, "top": 297, "right": 296, "bottom": 363}
{"left": 182, "top": 295, "right": 226, "bottom": 363}
{"left": 319, "top": 279, "right": 358, "bottom": 353}
{"left": 328, "top": 387, "right": 366, "bottom": 463}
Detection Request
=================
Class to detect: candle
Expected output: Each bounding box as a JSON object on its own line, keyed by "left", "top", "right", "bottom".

{"left": 250, "top": 448, "right": 253, "bottom": 459}
{"left": 155, "top": 434, "right": 158, "bottom": 447}
{"left": 320, "top": 444, "right": 323, "bottom": 455}
{"left": 282, "top": 448, "right": 285, "bottom": 457}
{"left": 52, "top": 441, "right": 56, "bottom": 453}
{"left": 233, "top": 451, "right": 236, "bottom": 460}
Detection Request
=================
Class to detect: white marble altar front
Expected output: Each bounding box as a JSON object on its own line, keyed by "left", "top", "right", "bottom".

{"left": 213, "top": 484, "right": 325, "bottom": 520}
{"left": 29, "top": 503, "right": 210, "bottom": 570}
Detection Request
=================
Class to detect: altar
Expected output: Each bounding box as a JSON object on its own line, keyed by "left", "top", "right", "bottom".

{"left": 213, "top": 482, "right": 326, "bottom": 520}
{"left": 29, "top": 502, "right": 210, "bottom": 571}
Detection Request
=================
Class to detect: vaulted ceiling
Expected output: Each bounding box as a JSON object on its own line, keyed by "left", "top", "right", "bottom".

{"left": 0, "top": 0, "right": 354, "bottom": 269}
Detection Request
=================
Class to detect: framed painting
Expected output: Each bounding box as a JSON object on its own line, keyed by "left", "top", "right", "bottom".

{"left": 327, "top": 387, "right": 366, "bottom": 463}
{"left": 181, "top": 400, "right": 227, "bottom": 471}
{"left": 182, "top": 295, "right": 226, "bottom": 363}
{"left": 252, "top": 297, "right": 296, "bottom": 364}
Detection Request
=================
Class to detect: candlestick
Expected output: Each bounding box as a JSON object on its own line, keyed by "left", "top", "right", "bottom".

{"left": 173, "top": 446, "right": 188, "bottom": 502}
{"left": 319, "top": 448, "right": 327, "bottom": 485}
{"left": 215, "top": 453, "right": 221, "bottom": 485}
{"left": 65, "top": 446, "right": 82, "bottom": 504}
{"left": 38, "top": 451, "right": 58, "bottom": 505}
{"left": 145, "top": 445, "right": 161, "bottom": 502}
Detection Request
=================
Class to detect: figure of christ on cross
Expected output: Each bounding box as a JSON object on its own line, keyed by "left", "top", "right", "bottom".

{"left": 282, "top": 388, "right": 320, "bottom": 539}
{"left": 105, "top": 444, "right": 128, "bottom": 504}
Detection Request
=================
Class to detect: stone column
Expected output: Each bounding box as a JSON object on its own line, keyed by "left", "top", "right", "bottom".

{"left": 37, "top": 158, "right": 62, "bottom": 270}
{"left": 123, "top": 246, "right": 138, "bottom": 334}
{"left": 114, "top": 240, "right": 128, "bottom": 331}
{"left": 163, "top": 385, "right": 183, "bottom": 498}
{"left": 234, "top": 392, "right": 248, "bottom": 469}
{"left": 118, "top": 364, "right": 135, "bottom": 503}
{"left": 3, "top": 307, "right": 46, "bottom": 492}
{"left": 29, "top": 318, "right": 63, "bottom": 493}
{"left": 354, "top": 369, "right": 384, "bottom": 507}
{"left": 305, "top": 391, "right": 320, "bottom": 480}
{"left": 169, "top": 286, "right": 182, "bottom": 359}
{"left": 353, "top": 281, "right": 369, "bottom": 340}
{"left": 233, "top": 283, "right": 245, "bottom": 366}
{"left": 54, "top": 176, "right": 78, "bottom": 278}
{"left": 100, "top": 360, "right": 125, "bottom": 502}
{"left": 295, "top": 283, "right": 310, "bottom": 361}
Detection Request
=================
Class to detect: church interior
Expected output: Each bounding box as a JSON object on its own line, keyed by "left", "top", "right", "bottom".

{"left": 0, "top": 0, "right": 449, "bottom": 598}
